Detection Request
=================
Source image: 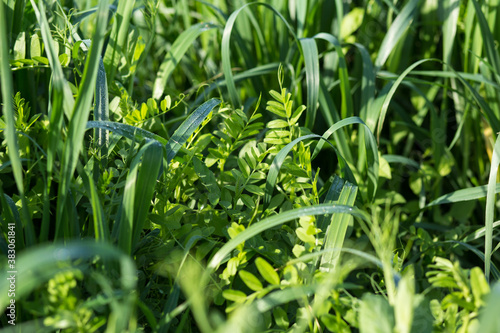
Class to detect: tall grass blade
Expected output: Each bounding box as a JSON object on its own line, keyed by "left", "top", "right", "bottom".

{"left": 103, "top": 0, "right": 136, "bottom": 82}
{"left": 318, "top": 79, "right": 354, "bottom": 164}
{"left": 152, "top": 23, "right": 217, "bottom": 100}
{"left": 118, "top": 141, "right": 162, "bottom": 255}
{"left": 320, "top": 180, "right": 358, "bottom": 272}
{"left": 484, "top": 133, "right": 500, "bottom": 281}
{"left": 314, "top": 33, "right": 353, "bottom": 119}
{"left": 94, "top": 58, "right": 109, "bottom": 157}
{"left": 0, "top": 0, "right": 34, "bottom": 246}
{"left": 166, "top": 98, "right": 220, "bottom": 163}
{"left": 470, "top": 0, "right": 500, "bottom": 81}
{"left": 442, "top": 0, "right": 459, "bottom": 66}
{"left": 55, "top": 0, "right": 110, "bottom": 239}
{"left": 221, "top": 2, "right": 297, "bottom": 107}
{"left": 300, "top": 38, "right": 320, "bottom": 129}
{"left": 374, "top": 0, "right": 419, "bottom": 69}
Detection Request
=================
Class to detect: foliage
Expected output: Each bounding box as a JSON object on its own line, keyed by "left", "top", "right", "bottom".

{"left": 1, "top": 0, "right": 500, "bottom": 332}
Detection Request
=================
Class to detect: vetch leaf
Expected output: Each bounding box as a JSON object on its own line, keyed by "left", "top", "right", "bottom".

{"left": 238, "top": 270, "right": 263, "bottom": 291}
{"left": 222, "top": 289, "right": 247, "bottom": 303}
{"left": 255, "top": 257, "right": 280, "bottom": 285}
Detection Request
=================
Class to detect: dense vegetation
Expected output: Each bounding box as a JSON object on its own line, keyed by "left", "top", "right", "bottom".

{"left": 1, "top": 0, "right": 500, "bottom": 331}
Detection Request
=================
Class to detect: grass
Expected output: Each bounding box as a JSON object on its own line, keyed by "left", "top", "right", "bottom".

{"left": 1, "top": 0, "right": 500, "bottom": 332}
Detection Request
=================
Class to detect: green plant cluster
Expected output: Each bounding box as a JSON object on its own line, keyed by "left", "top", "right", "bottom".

{"left": 1, "top": 0, "right": 500, "bottom": 332}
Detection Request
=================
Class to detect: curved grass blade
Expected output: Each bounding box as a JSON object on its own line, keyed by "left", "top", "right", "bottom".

{"left": 103, "top": 0, "right": 136, "bottom": 82}
{"left": 443, "top": 241, "right": 500, "bottom": 281}
{"left": 383, "top": 154, "right": 420, "bottom": 170}
{"left": 427, "top": 183, "right": 500, "bottom": 206}
{"left": 118, "top": 141, "right": 163, "bottom": 255}
{"left": 463, "top": 221, "right": 500, "bottom": 243}
{"left": 300, "top": 38, "right": 320, "bottom": 129}
{"left": 376, "top": 58, "right": 432, "bottom": 141}
{"left": 0, "top": 241, "right": 136, "bottom": 310}
{"left": 314, "top": 33, "right": 353, "bottom": 119}
{"left": 0, "top": 1, "right": 34, "bottom": 246}
{"left": 207, "top": 203, "right": 370, "bottom": 273}
{"left": 318, "top": 78, "right": 353, "bottom": 164}
{"left": 166, "top": 98, "right": 220, "bottom": 163}
{"left": 192, "top": 62, "right": 279, "bottom": 106}
{"left": 152, "top": 23, "right": 218, "bottom": 100}
{"left": 313, "top": 117, "right": 379, "bottom": 201}
{"left": 374, "top": 0, "right": 419, "bottom": 68}
{"left": 264, "top": 134, "right": 355, "bottom": 209}
{"left": 222, "top": 2, "right": 298, "bottom": 107}
{"left": 86, "top": 120, "right": 168, "bottom": 145}
{"left": 55, "top": 0, "right": 110, "bottom": 239}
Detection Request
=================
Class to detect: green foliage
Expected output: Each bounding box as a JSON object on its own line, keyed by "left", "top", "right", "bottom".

{"left": 2, "top": 0, "right": 500, "bottom": 332}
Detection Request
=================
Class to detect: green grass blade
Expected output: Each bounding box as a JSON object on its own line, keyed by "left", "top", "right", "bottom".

{"left": 55, "top": 0, "right": 110, "bottom": 239}
{"left": 318, "top": 78, "right": 354, "bottom": 164}
{"left": 463, "top": 221, "right": 500, "bottom": 243}
{"left": 383, "top": 154, "right": 420, "bottom": 170}
{"left": 207, "top": 203, "right": 370, "bottom": 273}
{"left": 374, "top": 0, "right": 419, "bottom": 68}
{"left": 320, "top": 180, "right": 358, "bottom": 272}
{"left": 314, "top": 33, "right": 353, "bottom": 119}
{"left": 192, "top": 62, "right": 279, "bottom": 106}
{"left": 300, "top": 38, "right": 320, "bottom": 129}
{"left": 376, "top": 58, "right": 433, "bottom": 140}
{"left": 444, "top": 241, "right": 500, "bottom": 280}
{"left": 354, "top": 43, "right": 376, "bottom": 122}
{"left": 94, "top": 58, "right": 109, "bottom": 156}
{"left": 103, "top": 0, "right": 136, "bottom": 82}
{"left": 442, "top": 0, "right": 459, "bottom": 66}
{"left": 484, "top": 133, "right": 500, "bottom": 281}
{"left": 166, "top": 98, "right": 220, "bottom": 163}
{"left": 428, "top": 183, "right": 500, "bottom": 206}
{"left": 295, "top": 0, "right": 307, "bottom": 37}
{"left": 86, "top": 121, "right": 168, "bottom": 145}
{"left": 118, "top": 141, "right": 163, "bottom": 255}
{"left": 0, "top": 1, "right": 34, "bottom": 246}
{"left": 470, "top": 0, "right": 500, "bottom": 81}
{"left": 221, "top": 2, "right": 297, "bottom": 107}
{"left": 152, "top": 23, "right": 217, "bottom": 100}
{"left": 131, "top": 142, "right": 163, "bottom": 249}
